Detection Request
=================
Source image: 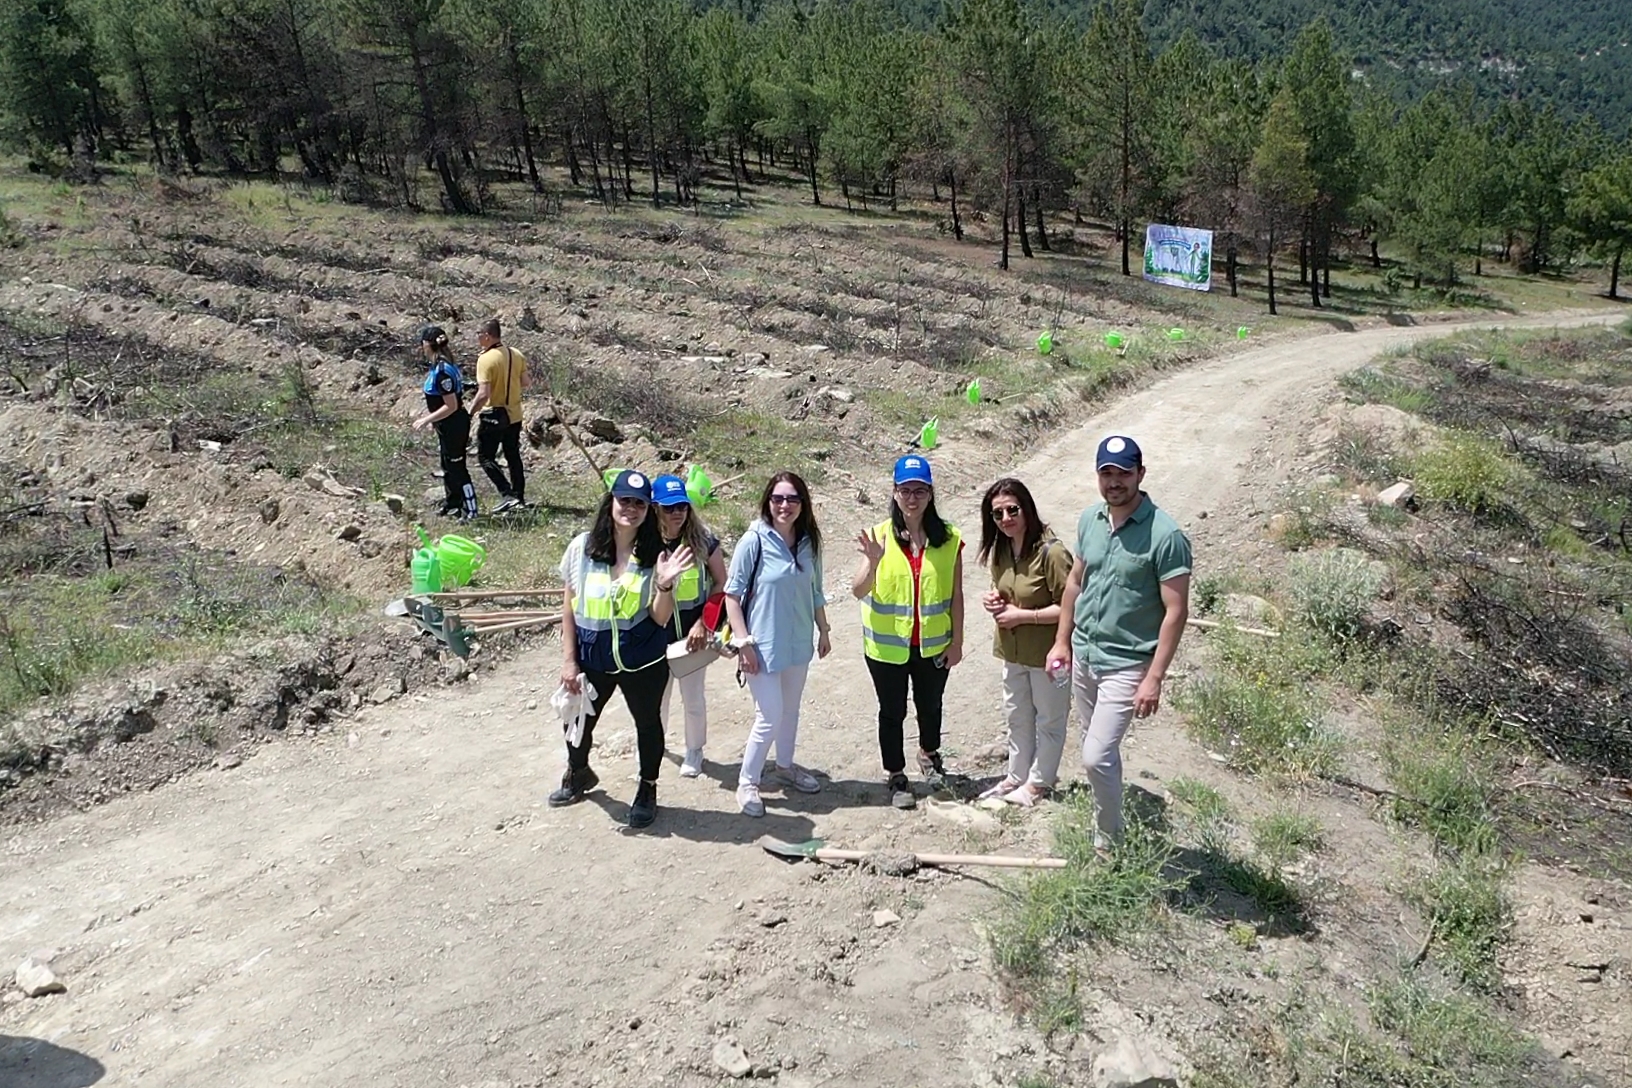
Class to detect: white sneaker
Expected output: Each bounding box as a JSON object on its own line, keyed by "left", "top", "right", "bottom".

{"left": 775, "top": 764, "right": 822, "bottom": 794}
{"left": 680, "top": 748, "right": 704, "bottom": 778}
{"left": 737, "top": 783, "right": 765, "bottom": 817}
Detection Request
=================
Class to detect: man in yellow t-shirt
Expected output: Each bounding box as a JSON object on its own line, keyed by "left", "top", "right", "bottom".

{"left": 468, "top": 317, "right": 528, "bottom": 512}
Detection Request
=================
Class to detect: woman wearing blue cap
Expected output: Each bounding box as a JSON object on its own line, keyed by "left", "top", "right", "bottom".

{"left": 724, "top": 472, "right": 831, "bottom": 818}
{"left": 651, "top": 473, "right": 728, "bottom": 777}
{"left": 410, "top": 325, "right": 477, "bottom": 520}
{"left": 551, "top": 470, "right": 694, "bottom": 828}
{"left": 852, "top": 454, "right": 965, "bottom": 810}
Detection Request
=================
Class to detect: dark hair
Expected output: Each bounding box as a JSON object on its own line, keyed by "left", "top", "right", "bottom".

{"left": 758, "top": 472, "right": 822, "bottom": 564}
{"left": 481, "top": 317, "right": 502, "bottom": 340}
{"left": 977, "top": 477, "right": 1046, "bottom": 564}
{"left": 419, "top": 324, "right": 454, "bottom": 362}
{"left": 585, "top": 491, "right": 663, "bottom": 568}
{"left": 889, "top": 486, "right": 951, "bottom": 550}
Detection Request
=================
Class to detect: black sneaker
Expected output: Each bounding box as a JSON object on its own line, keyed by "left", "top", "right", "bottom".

{"left": 494, "top": 496, "right": 521, "bottom": 513}
{"left": 917, "top": 750, "right": 947, "bottom": 789}
{"left": 547, "top": 767, "right": 599, "bottom": 807}
{"left": 628, "top": 779, "right": 658, "bottom": 828}
{"left": 889, "top": 772, "right": 916, "bottom": 810}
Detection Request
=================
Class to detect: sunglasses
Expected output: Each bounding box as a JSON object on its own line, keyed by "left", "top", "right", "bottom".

{"left": 658, "top": 502, "right": 692, "bottom": 513}
{"left": 993, "top": 504, "right": 1023, "bottom": 520}
{"left": 614, "top": 495, "right": 649, "bottom": 508}
{"left": 769, "top": 494, "right": 803, "bottom": 505}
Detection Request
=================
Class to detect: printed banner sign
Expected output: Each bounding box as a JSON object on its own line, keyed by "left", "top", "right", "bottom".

{"left": 1142, "top": 224, "right": 1213, "bottom": 291}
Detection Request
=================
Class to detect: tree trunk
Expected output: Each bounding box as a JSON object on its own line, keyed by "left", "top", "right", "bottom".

{"left": 1267, "top": 235, "right": 1277, "bottom": 316}
{"left": 1227, "top": 245, "right": 1238, "bottom": 297}
{"left": 508, "top": 39, "right": 542, "bottom": 193}
{"left": 565, "top": 127, "right": 583, "bottom": 188}
{"left": 1321, "top": 226, "right": 1332, "bottom": 299}
{"left": 1611, "top": 244, "right": 1623, "bottom": 300}
{"left": 1298, "top": 234, "right": 1308, "bottom": 284}
{"left": 729, "top": 138, "right": 742, "bottom": 200}
{"left": 407, "top": 41, "right": 471, "bottom": 215}
{"left": 1016, "top": 183, "right": 1033, "bottom": 258}
{"left": 1370, "top": 236, "right": 1380, "bottom": 267}
{"left": 949, "top": 170, "right": 962, "bottom": 241}
{"left": 1120, "top": 218, "right": 1130, "bottom": 276}
{"left": 805, "top": 131, "right": 821, "bottom": 205}
{"left": 643, "top": 71, "right": 660, "bottom": 208}
{"left": 1032, "top": 184, "right": 1049, "bottom": 251}
{"left": 1000, "top": 131, "right": 1013, "bottom": 270}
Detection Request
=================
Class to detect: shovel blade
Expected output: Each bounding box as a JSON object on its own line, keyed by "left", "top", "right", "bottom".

{"left": 757, "top": 835, "right": 825, "bottom": 859}
{"left": 382, "top": 598, "right": 410, "bottom": 617}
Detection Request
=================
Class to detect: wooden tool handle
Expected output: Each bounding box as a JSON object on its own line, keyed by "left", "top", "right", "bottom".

{"left": 812, "top": 848, "right": 1066, "bottom": 869}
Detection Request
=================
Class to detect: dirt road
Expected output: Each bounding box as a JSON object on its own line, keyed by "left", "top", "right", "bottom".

{"left": 3, "top": 311, "right": 1621, "bottom": 1088}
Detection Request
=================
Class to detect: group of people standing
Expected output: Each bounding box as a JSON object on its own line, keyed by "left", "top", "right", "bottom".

{"left": 545, "top": 440, "right": 1192, "bottom": 854}
{"left": 413, "top": 320, "right": 530, "bottom": 519}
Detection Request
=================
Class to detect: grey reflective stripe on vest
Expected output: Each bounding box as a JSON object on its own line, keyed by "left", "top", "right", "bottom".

{"left": 919, "top": 599, "right": 951, "bottom": 617}
{"left": 867, "top": 598, "right": 914, "bottom": 617}
{"left": 869, "top": 631, "right": 912, "bottom": 648}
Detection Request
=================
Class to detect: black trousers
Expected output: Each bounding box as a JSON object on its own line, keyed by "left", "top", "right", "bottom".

{"left": 568, "top": 661, "right": 670, "bottom": 782}
{"left": 866, "top": 648, "right": 950, "bottom": 774}
{"left": 435, "top": 410, "right": 476, "bottom": 517}
{"left": 477, "top": 415, "right": 525, "bottom": 502}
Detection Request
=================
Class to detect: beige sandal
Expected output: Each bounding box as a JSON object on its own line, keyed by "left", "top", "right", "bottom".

{"left": 978, "top": 776, "right": 1023, "bottom": 801}
{"left": 1003, "top": 783, "right": 1050, "bottom": 807}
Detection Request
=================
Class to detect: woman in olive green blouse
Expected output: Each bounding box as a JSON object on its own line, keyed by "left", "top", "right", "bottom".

{"left": 976, "top": 478, "right": 1073, "bottom": 806}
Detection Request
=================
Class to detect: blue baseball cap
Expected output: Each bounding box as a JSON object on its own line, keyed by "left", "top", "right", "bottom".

{"left": 610, "top": 469, "right": 652, "bottom": 501}
{"left": 1095, "top": 435, "right": 1143, "bottom": 471}
{"left": 651, "top": 474, "right": 690, "bottom": 506}
{"left": 893, "top": 454, "right": 934, "bottom": 487}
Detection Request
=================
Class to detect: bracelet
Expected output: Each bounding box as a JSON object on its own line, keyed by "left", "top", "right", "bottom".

{"left": 655, "top": 581, "right": 675, "bottom": 593}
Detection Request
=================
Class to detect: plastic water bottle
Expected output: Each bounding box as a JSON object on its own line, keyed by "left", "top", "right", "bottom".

{"left": 1047, "top": 659, "right": 1071, "bottom": 689}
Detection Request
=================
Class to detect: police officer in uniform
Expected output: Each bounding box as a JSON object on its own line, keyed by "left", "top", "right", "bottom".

{"left": 412, "top": 325, "right": 477, "bottom": 520}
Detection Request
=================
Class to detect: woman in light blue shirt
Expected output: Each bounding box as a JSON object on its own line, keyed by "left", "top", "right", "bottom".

{"left": 723, "top": 471, "right": 831, "bottom": 817}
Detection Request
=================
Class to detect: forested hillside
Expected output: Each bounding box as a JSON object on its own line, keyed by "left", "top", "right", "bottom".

{"left": 2, "top": 0, "right": 1630, "bottom": 306}
{"left": 1141, "top": 0, "right": 1632, "bottom": 128}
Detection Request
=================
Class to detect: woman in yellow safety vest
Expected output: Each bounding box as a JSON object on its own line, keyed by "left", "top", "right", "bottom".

{"left": 651, "top": 473, "right": 729, "bottom": 778}
{"left": 852, "top": 454, "right": 965, "bottom": 811}
{"left": 551, "top": 470, "right": 694, "bottom": 829}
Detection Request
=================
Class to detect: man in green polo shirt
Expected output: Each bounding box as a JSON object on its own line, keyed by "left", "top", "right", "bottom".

{"left": 1047, "top": 434, "right": 1192, "bottom": 851}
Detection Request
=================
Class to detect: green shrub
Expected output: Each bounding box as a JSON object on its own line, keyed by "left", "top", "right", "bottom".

{"left": 1383, "top": 725, "right": 1497, "bottom": 857}
{"left": 1288, "top": 548, "right": 1384, "bottom": 641}
{"left": 1406, "top": 855, "right": 1513, "bottom": 992}
{"left": 988, "top": 798, "right": 1180, "bottom": 980}
{"left": 1252, "top": 811, "right": 1326, "bottom": 866}
{"left": 1177, "top": 670, "right": 1339, "bottom": 779}
{"left": 1413, "top": 435, "right": 1513, "bottom": 514}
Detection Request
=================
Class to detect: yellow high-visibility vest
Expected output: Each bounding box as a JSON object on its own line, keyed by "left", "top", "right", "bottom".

{"left": 861, "top": 521, "right": 960, "bottom": 663}
{"left": 574, "top": 549, "right": 658, "bottom": 672}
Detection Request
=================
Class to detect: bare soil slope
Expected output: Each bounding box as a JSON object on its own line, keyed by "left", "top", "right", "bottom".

{"left": 4, "top": 311, "right": 1625, "bottom": 1088}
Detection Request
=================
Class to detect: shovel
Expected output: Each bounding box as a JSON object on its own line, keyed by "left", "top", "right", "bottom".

{"left": 757, "top": 836, "right": 1066, "bottom": 870}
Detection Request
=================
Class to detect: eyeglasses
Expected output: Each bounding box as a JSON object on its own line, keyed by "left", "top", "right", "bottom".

{"left": 896, "top": 487, "right": 931, "bottom": 501}
{"left": 769, "top": 494, "right": 802, "bottom": 505}
{"left": 993, "top": 505, "right": 1023, "bottom": 520}
{"left": 614, "top": 496, "right": 649, "bottom": 508}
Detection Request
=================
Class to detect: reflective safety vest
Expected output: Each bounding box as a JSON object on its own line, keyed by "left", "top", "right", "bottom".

{"left": 662, "top": 540, "right": 709, "bottom": 633}
{"left": 573, "top": 547, "right": 661, "bottom": 672}
{"left": 862, "top": 521, "right": 961, "bottom": 664}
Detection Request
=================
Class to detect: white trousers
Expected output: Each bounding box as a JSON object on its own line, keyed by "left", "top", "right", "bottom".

{"left": 1072, "top": 662, "right": 1149, "bottom": 848}
{"left": 739, "top": 664, "right": 810, "bottom": 787}
{"left": 1002, "top": 661, "right": 1071, "bottom": 788}
{"left": 660, "top": 667, "right": 709, "bottom": 750}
